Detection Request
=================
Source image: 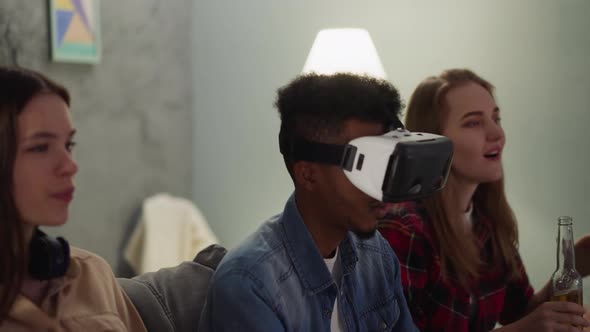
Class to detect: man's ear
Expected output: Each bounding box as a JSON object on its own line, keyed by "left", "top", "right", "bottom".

{"left": 293, "top": 161, "right": 317, "bottom": 191}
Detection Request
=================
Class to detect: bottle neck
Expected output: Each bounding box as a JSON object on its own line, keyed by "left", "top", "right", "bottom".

{"left": 556, "top": 221, "right": 576, "bottom": 271}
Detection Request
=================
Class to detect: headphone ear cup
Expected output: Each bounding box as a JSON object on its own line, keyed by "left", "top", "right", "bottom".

{"left": 56, "top": 237, "right": 70, "bottom": 276}
{"left": 28, "top": 230, "right": 70, "bottom": 280}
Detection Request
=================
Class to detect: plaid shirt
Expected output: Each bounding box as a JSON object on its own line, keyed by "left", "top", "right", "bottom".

{"left": 378, "top": 201, "right": 534, "bottom": 332}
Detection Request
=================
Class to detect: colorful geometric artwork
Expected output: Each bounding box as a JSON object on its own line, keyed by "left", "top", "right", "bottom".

{"left": 49, "top": 0, "right": 101, "bottom": 63}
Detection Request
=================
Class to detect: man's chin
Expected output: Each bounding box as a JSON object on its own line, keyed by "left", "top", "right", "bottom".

{"left": 352, "top": 227, "right": 377, "bottom": 240}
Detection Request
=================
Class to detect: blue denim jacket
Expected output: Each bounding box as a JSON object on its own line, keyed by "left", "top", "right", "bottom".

{"left": 199, "top": 194, "right": 418, "bottom": 332}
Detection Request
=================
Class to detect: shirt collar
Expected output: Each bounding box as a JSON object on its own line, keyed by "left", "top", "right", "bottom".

{"left": 280, "top": 193, "right": 359, "bottom": 295}
{"left": 6, "top": 250, "right": 81, "bottom": 328}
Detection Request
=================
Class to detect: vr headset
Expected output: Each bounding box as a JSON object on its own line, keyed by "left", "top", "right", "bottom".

{"left": 284, "top": 121, "right": 453, "bottom": 203}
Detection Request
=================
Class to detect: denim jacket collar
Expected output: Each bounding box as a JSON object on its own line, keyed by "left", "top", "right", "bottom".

{"left": 280, "top": 193, "right": 359, "bottom": 295}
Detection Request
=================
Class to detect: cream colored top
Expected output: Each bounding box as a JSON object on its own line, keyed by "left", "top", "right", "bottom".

{"left": 124, "top": 193, "right": 218, "bottom": 274}
{"left": 1, "top": 247, "right": 146, "bottom": 332}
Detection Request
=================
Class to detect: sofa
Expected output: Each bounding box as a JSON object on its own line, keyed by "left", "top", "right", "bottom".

{"left": 118, "top": 244, "right": 227, "bottom": 332}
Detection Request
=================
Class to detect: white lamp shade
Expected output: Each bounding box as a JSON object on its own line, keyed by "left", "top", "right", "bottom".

{"left": 302, "top": 28, "right": 387, "bottom": 79}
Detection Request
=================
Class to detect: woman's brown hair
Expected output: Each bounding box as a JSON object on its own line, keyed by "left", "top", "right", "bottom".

{"left": 404, "top": 68, "right": 520, "bottom": 289}
{"left": 0, "top": 66, "right": 70, "bottom": 321}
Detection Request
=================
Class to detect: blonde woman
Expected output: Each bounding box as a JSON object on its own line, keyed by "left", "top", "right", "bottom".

{"left": 379, "top": 69, "right": 590, "bottom": 332}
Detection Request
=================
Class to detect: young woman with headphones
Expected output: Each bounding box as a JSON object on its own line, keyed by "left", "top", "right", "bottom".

{"left": 0, "top": 66, "right": 146, "bottom": 331}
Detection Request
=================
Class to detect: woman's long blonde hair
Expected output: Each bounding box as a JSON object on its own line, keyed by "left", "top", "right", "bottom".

{"left": 405, "top": 69, "right": 520, "bottom": 289}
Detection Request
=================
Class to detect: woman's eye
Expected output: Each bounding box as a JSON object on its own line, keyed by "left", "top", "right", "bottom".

{"left": 465, "top": 121, "right": 481, "bottom": 128}
{"left": 27, "top": 144, "right": 49, "bottom": 153}
{"left": 66, "top": 141, "right": 77, "bottom": 152}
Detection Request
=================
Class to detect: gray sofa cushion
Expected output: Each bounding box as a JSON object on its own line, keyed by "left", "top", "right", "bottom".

{"left": 118, "top": 244, "right": 227, "bottom": 332}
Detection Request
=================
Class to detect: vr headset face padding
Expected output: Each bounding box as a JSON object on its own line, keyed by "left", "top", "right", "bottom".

{"left": 28, "top": 229, "right": 70, "bottom": 280}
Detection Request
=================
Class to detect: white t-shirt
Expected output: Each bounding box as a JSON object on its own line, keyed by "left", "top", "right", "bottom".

{"left": 324, "top": 248, "right": 344, "bottom": 332}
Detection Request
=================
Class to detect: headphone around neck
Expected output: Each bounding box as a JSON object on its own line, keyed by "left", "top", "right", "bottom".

{"left": 28, "top": 229, "right": 70, "bottom": 280}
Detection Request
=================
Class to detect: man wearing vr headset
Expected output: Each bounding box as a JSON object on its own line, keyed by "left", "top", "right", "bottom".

{"left": 199, "top": 73, "right": 450, "bottom": 331}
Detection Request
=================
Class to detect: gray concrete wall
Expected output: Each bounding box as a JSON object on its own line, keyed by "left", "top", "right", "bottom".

{"left": 0, "top": 0, "right": 193, "bottom": 274}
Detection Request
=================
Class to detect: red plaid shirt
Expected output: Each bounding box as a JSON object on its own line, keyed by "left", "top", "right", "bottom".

{"left": 378, "top": 201, "right": 534, "bottom": 332}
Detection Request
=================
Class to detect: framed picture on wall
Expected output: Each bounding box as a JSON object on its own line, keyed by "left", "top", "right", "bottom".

{"left": 49, "top": 0, "right": 101, "bottom": 63}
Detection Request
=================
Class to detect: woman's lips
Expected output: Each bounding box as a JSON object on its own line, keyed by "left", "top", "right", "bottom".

{"left": 52, "top": 188, "right": 75, "bottom": 203}
{"left": 484, "top": 147, "right": 502, "bottom": 161}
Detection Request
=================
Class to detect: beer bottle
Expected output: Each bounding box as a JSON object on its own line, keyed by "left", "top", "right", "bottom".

{"left": 550, "top": 216, "right": 583, "bottom": 305}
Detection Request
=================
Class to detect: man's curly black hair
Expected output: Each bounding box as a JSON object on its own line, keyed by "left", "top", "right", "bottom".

{"left": 275, "top": 73, "right": 403, "bottom": 177}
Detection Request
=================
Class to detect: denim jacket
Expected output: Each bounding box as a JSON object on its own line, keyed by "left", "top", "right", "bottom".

{"left": 198, "top": 194, "right": 418, "bottom": 332}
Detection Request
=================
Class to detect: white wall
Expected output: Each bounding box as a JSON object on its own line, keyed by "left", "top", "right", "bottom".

{"left": 192, "top": 0, "right": 590, "bottom": 301}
